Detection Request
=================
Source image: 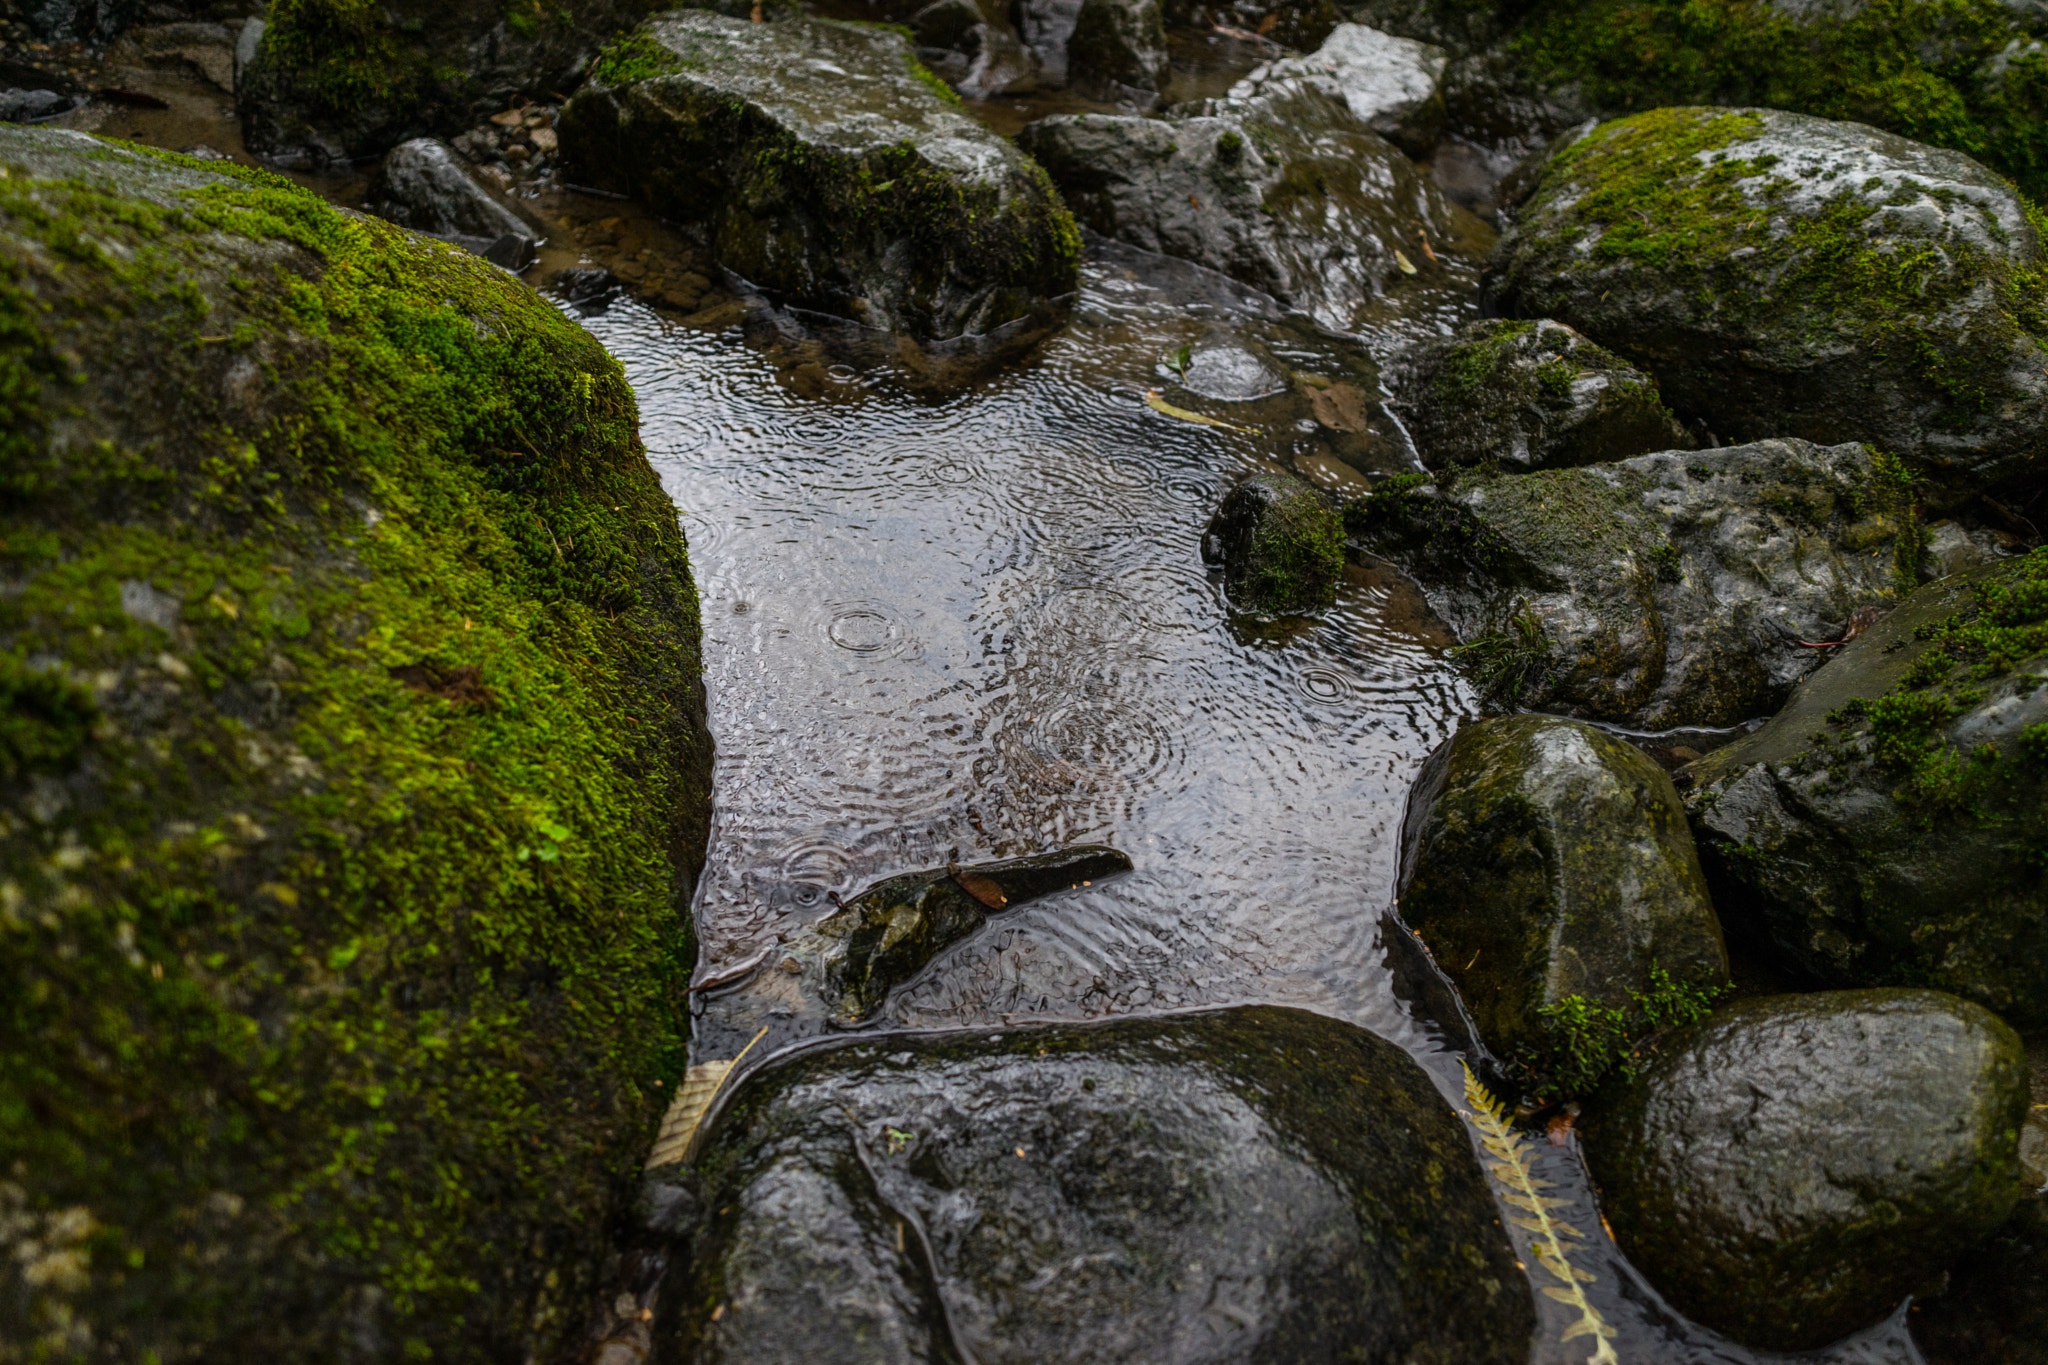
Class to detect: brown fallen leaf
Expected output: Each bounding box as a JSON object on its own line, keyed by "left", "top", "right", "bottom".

{"left": 950, "top": 864, "right": 1008, "bottom": 909}
{"left": 1256, "top": 12, "right": 1277, "bottom": 34}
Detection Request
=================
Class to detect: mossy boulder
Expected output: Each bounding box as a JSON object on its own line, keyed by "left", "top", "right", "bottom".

{"left": 663, "top": 1007, "right": 1535, "bottom": 1362}
{"left": 1582, "top": 989, "right": 2028, "bottom": 1352}
{"left": 0, "top": 126, "right": 710, "bottom": 1359}
{"left": 238, "top": 0, "right": 671, "bottom": 166}
{"left": 1347, "top": 437, "right": 1920, "bottom": 728}
{"left": 1683, "top": 550, "right": 2048, "bottom": 1028}
{"left": 1391, "top": 317, "right": 1694, "bottom": 471}
{"left": 1017, "top": 80, "right": 1473, "bottom": 332}
{"left": 1203, "top": 471, "right": 1345, "bottom": 615}
{"left": 1396, "top": 715, "right": 1728, "bottom": 1086}
{"left": 1223, "top": 22, "right": 1450, "bottom": 158}
{"left": 1486, "top": 106, "right": 2048, "bottom": 509}
{"left": 557, "top": 11, "right": 1080, "bottom": 348}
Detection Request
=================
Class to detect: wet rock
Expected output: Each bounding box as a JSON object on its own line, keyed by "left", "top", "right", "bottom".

{"left": 1067, "top": 0, "right": 1170, "bottom": 99}
{"left": 1347, "top": 437, "right": 1920, "bottom": 729}
{"left": 665, "top": 1007, "right": 1535, "bottom": 1363}
{"left": 0, "top": 126, "right": 710, "bottom": 1361}
{"left": 1487, "top": 106, "right": 2048, "bottom": 509}
{"left": 1169, "top": 330, "right": 1288, "bottom": 399}
{"left": 559, "top": 12, "right": 1079, "bottom": 347}
{"left": 1682, "top": 551, "right": 2048, "bottom": 1028}
{"left": 1162, "top": 0, "right": 1341, "bottom": 50}
{"left": 1396, "top": 714, "right": 1728, "bottom": 1079}
{"left": 238, "top": 0, "right": 672, "bottom": 165}
{"left": 701, "top": 848, "right": 1133, "bottom": 1055}
{"left": 1018, "top": 82, "right": 1469, "bottom": 332}
{"left": 1921, "top": 518, "right": 2017, "bottom": 580}
{"left": 105, "top": 21, "right": 238, "bottom": 92}
{"left": 1205, "top": 471, "right": 1344, "bottom": 615}
{"left": 0, "top": 88, "right": 72, "bottom": 123}
{"left": 1391, "top": 317, "right": 1693, "bottom": 472}
{"left": 366, "top": 137, "right": 539, "bottom": 267}
{"left": 1913, "top": 1194, "right": 2048, "bottom": 1365}
{"left": 1582, "top": 989, "right": 2028, "bottom": 1352}
{"left": 1224, "top": 22, "right": 1448, "bottom": 158}
{"left": 907, "top": 0, "right": 1041, "bottom": 97}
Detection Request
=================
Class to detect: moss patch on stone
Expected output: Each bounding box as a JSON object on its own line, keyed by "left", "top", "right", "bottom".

{"left": 0, "top": 130, "right": 709, "bottom": 1360}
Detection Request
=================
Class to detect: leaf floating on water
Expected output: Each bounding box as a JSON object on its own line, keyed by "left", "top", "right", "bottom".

{"left": 645, "top": 1027, "right": 769, "bottom": 1169}
{"left": 1463, "top": 1063, "right": 1619, "bottom": 1364}
{"left": 1394, "top": 249, "right": 1418, "bottom": 275}
{"left": 1144, "top": 390, "right": 1255, "bottom": 434}
{"left": 949, "top": 864, "right": 1008, "bottom": 910}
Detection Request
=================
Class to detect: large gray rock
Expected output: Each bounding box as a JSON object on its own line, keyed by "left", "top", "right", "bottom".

{"left": 1018, "top": 83, "right": 1471, "bottom": 332}
{"left": 1203, "top": 471, "right": 1345, "bottom": 615}
{"left": 1067, "top": 0, "right": 1169, "bottom": 98}
{"left": 1346, "top": 437, "right": 1920, "bottom": 728}
{"left": 1583, "top": 989, "right": 2029, "bottom": 1352}
{"left": 904, "top": 0, "right": 1042, "bottom": 97}
{"left": 1391, "top": 317, "right": 1694, "bottom": 471}
{"left": 366, "top": 137, "right": 539, "bottom": 268}
{"left": 559, "top": 12, "right": 1080, "bottom": 346}
{"left": 1486, "top": 106, "right": 2048, "bottom": 509}
{"left": 1397, "top": 715, "right": 1728, "bottom": 1080}
{"left": 663, "top": 1007, "right": 1536, "bottom": 1363}
{"left": 1224, "top": 22, "right": 1449, "bottom": 157}
{"left": 1683, "top": 550, "right": 2048, "bottom": 1029}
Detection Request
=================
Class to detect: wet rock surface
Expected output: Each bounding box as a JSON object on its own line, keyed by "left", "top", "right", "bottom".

{"left": 904, "top": 0, "right": 1042, "bottom": 97}
{"left": 1487, "top": 106, "right": 2048, "bottom": 508}
{"left": 1397, "top": 714, "right": 1728, "bottom": 1074}
{"left": 1204, "top": 470, "right": 1345, "bottom": 615}
{"left": 701, "top": 848, "right": 1135, "bottom": 1056}
{"left": 1684, "top": 551, "right": 2048, "bottom": 1028}
{"left": 1348, "top": 437, "right": 1920, "bottom": 729}
{"left": 1222, "top": 22, "right": 1448, "bottom": 157}
{"left": 559, "top": 11, "right": 1078, "bottom": 347}
{"left": 1391, "top": 316, "right": 1693, "bottom": 471}
{"left": 1583, "top": 989, "right": 2028, "bottom": 1352}
{"left": 662, "top": 1007, "right": 1535, "bottom": 1364}
{"left": 366, "top": 136, "right": 539, "bottom": 265}
{"left": 0, "top": 125, "right": 709, "bottom": 1362}
{"left": 1067, "top": 0, "right": 1170, "bottom": 98}
{"left": 1019, "top": 81, "right": 1474, "bottom": 332}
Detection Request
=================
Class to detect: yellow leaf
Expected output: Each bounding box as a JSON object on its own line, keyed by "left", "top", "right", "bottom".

{"left": 1144, "top": 390, "right": 1256, "bottom": 434}
{"left": 1394, "top": 249, "right": 1418, "bottom": 275}
{"left": 644, "top": 1027, "right": 768, "bottom": 1168}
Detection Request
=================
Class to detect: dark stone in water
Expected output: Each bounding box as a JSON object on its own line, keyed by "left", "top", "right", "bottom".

{"left": 366, "top": 137, "right": 539, "bottom": 268}
{"left": 662, "top": 1006, "right": 1535, "bottom": 1363}
{"left": 1204, "top": 471, "right": 1344, "bottom": 617}
{"left": 1397, "top": 714, "right": 1728, "bottom": 1080}
{"left": 1582, "top": 988, "right": 2027, "bottom": 1352}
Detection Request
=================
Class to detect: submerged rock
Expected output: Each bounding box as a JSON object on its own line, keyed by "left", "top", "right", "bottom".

{"left": 0, "top": 126, "right": 710, "bottom": 1360}
{"left": 238, "top": 0, "right": 663, "bottom": 164}
{"left": 1397, "top": 715, "right": 1728, "bottom": 1080}
{"left": 1583, "top": 989, "right": 2028, "bottom": 1352}
{"left": 701, "top": 848, "right": 1133, "bottom": 1054}
{"left": 366, "top": 136, "right": 539, "bottom": 268}
{"left": 559, "top": 12, "right": 1079, "bottom": 347}
{"left": 1487, "top": 106, "right": 2048, "bottom": 508}
{"left": 1204, "top": 471, "right": 1345, "bottom": 615}
{"left": 664, "top": 1007, "right": 1535, "bottom": 1363}
{"left": 1018, "top": 81, "right": 1471, "bottom": 332}
{"left": 1391, "top": 317, "right": 1693, "bottom": 471}
{"left": 1347, "top": 437, "right": 1920, "bottom": 729}
{"left": 1223, "top": 22, "right": 1449, "bottom": 158}
{"left": 1684, "top": 551, "right": 2048, "bottom": 1028}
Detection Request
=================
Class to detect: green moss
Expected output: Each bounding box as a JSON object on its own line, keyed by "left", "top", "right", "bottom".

{"left": 1514, "top": 0, "right": 2048, "bottom": 202}
{"left": 1533, "top": 964, "right": 1730, "bottom": 1098}
{"left": 588, "top": 30, "right": 689, "bottom": 86}
{"left": 0, "top": 134, "right": 708, "bottom": 1358}
{"left": 1446, "top": 603, "right": 1552, "bottom": 707}
{"left": 1240, "top": 482, "right": 1344, "bottom": 615}
{"left": 1434, "top": 319, "right": 1535, "bottom": 405}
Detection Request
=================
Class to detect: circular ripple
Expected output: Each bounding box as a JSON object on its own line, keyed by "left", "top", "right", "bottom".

{"left": 930, "top": 459, "right": 979, "bottom": 485}
{"left": 995, "top": 688, "right": 1184, "bottom": 803}
{"left": 825, "top": 600, "right": 912, "bottom": 658}
{"left": 1296, "top": 666, "right": 1356, "bottom": 706}
{"left": 644, "top": 416, "right": 710, "bottom": 456}
{"left": 1166, "top": 478, "right": 1214, "bottom": 504}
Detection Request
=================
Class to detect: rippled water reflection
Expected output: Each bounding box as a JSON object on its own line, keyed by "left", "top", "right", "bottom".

{"left": 574, "top": 241, "right": 1921, "bottom": 1365}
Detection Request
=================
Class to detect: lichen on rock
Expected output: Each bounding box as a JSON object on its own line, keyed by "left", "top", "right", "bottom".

{"left": 0, "top": 125, "right": 710, "bottom": 1360}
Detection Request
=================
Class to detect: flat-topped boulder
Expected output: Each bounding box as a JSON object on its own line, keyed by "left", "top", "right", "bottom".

{"left": 559, "top": 11, "right": 1080, "bottom": 347}
{"left": 1487, "top": 106, "right": 2048, "bottom": 508}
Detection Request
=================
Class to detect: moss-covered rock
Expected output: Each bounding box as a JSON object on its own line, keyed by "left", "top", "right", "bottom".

{"left": 0, "top": 126, "right": 710, "bottom": 1360}
{"left": 1396, "top": 715, "right": 1728, "bottom": 1088}
{"left": 557, "top": 10, "right": 1079, "bottom": 348}
{"left": 1486, "top": 106, "right": 2048, "bottom": 508}
{"left": 1683, "top": 550, "right": 2048, "bottom": 1028}
{"left": 237, "top": 0, "right": 672, "bottom": 166}
{"left": 1391, "top": 317, "right": 1694, "bottom": 472}
{"left": 1582, "top": 989, "right": 2028, "bottom": 1352}
{"left": 664, "top": 1006, "right": 1536, "bottom": 1363}
{"left": 1018, "top": 80, "right": 1474, "bottom": 333}
{"left": 1204, "top": 471, "right": 1345, "bottom": 616}
{"left": 1347, "top": 437, "right": 1919, "bottom": 728}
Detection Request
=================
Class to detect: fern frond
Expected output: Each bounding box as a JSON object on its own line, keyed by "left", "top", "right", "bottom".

{"left": 1463, "top": 1063, "right": 1619, "bottom": 1365}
